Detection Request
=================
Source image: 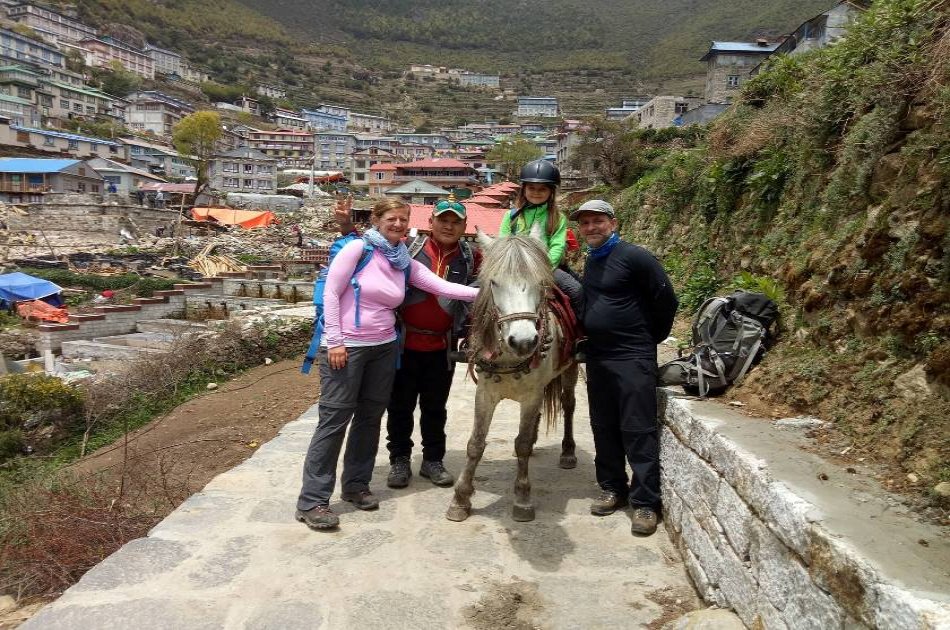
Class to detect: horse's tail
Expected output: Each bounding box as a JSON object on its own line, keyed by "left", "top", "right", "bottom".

{"left": 542, "top": 372, "right": 562, "bottom": 433}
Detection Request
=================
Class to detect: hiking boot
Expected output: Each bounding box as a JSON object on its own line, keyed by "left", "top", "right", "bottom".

{"left": 419, "top": 460, "right": 455, "bottom": 487}
{"left": 340, "top": 489, "right": 379, "bottom": 510}
{"left": 590, "top": 489, "right": 627, "bottom": 516}
{"left": 630, "top": 507, "right": 658, "bottom": 536}
{"left": 387, "top": 456, "right": 412, "bottom": 488}
{"left": 295, "top": 505, "right": 339, "bottom": 530}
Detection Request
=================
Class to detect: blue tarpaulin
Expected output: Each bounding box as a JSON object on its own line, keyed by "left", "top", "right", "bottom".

{"left": 0, "top": 272, "right": 63, "bottom": 308}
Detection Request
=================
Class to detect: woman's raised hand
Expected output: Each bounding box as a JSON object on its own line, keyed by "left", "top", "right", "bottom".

{"left": 334, "top": 193, "right": 354, "bottom": 228}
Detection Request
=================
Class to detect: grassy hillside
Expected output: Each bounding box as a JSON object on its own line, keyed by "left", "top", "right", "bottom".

{"left": 590, "top": 0, "right": 949, "bottom": 498}
{"left": 239, "top": 0, "right": 832, "bottom": 77}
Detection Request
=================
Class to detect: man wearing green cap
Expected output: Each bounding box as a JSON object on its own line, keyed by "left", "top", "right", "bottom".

{"left": 335, "top": 196, "right": 479, "bottom": 488}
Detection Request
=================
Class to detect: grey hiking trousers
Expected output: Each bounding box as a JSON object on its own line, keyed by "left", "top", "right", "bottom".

{"left": 297, "top": 341, "right": 397, "bottom": 510}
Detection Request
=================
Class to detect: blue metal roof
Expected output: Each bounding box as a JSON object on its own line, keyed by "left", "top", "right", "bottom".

{"left": 701, "top": 41, "right": 780, "bottom": 60}
{"left": 11, "top": 125, "right": 121, "bottom": 146}
{"left": 0, "top": 158, "right": 79, "bottom": 173}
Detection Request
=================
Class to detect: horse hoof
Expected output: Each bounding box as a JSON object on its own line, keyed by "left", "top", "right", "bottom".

{"left": 446, "top": 505, "right": 470, "bottom": 522}
{"left": 512, "top": 504, "right": 535, "bottom": 522}
{"left": 559, "top": 454, "right": 577, "bottom": 469}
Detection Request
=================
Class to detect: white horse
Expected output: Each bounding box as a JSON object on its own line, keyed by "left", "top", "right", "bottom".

{"left": 446, "top": 230, "right": 579, "bottom": 522}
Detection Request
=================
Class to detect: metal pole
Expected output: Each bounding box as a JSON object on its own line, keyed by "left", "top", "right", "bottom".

{"left": 309, "top": 131, "right": 316, "bottom": 199}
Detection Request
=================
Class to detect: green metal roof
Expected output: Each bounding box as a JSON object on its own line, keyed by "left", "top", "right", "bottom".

{"left": 0, "top": 93, "right": 33, "bottom": 105}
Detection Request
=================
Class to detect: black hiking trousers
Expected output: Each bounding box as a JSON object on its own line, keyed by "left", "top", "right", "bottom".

{"left": 586, "top": 355, "right": 661, "bottom": 509}
{"left": 386, "top": 348, "right": 455, "bottom": 463}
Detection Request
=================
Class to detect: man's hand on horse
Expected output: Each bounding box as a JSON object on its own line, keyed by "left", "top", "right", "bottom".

{"left": 328, "top": 345, "right": 348, "bottom": 369}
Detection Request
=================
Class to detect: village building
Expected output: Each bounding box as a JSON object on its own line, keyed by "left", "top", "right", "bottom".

{"left": 245, "top": 127, "right": 313, "bottom": 166}
{"left": 701, "top": 40, "right": 779, "bottom": 104}
{"left": 771, "top": 0, "right": 866, "bottom": 58}
{"left": 143, "top": 44, "right": 181, "bottom": 76}
{"left": 77, "top": 36, "right": 154, "bottom": 79}
{"left": 256, "top": 84, "right": 286, "bottom": 99}
{"left": 348, "top": 111, "right": 394, "bottom": 133}
{"left": 236, "top": 96, "right": 260, "bottom": 117}
{"left": 270, "top": 107, "right": 308, "bottom": 130}
{"left": 349, "top": 146, "right": 399, "bottom": 188}
{"left": 383, "top": 179, "right": 452, "bottom": 205}
{"left": 368, "top": 162, "right": 397, "bottom": 197}
{"left": 85, "top": 156, "right": 166, "bottom": 194}
{"left": 0, "top": 118, "right": 125, "bottom": 160}
{"left": 605, "top": 97, "right": 652, "bottom": 120}
{"left": 0, "top": 69, "right": 38, "bottom": 125}
{"left": 301, "top": 107, "right": 346, "bottom": 132}
{"left": 5, "top": 2, "right": 97, "bottom": 44}
{"left": 516, "top": 96, "right": 559, "bottom": 118}
{"left": 458, "top": 72, "right": 500, "bottom": 88}
{"left": 125, "top": 90, "right": 193, "bottom": 137}
{"left": 313, "top": 131, "right": 355, "bottom": 170}
{"left": 393, "top": 133, "right": 453, "bottom": 153}
{"left": 0, "top": 26, "right": 65, "bottom": 69}
{"left": 43, "top": 79, "right": 128, "bottom": 125}
{"left": 0, "top": 157, "right": 105, "bottom": 202}
{"left": 208, "top": 147, "right": 276, "bottom": 194}
{"left": 633, "top": 95, "right": 703, "bottom": 129}
{"left": 121, "top": 137, "right": 196, "bottom": 180}
{"left": 392, "top": 158, "right": 478, "bottom": 195}
{"left": 178, "top": 63, "right": 207, "bottom": 84}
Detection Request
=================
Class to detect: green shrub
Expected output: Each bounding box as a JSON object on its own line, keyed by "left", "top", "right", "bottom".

{"left": 19, "top": 269, "right": 178, "bottom": 297}
{"left": 730, "top": 271, "right": 787, "bottom": 305}
{"left": 0, "top": 375, "right": 84, "bottom": 446}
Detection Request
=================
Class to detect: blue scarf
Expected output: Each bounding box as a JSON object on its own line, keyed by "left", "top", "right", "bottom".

{"left": 588, "top": 232, "right": 620, "bottom": 260}
{"left": 363, "top": 228, "right": 411, "bottom": 270}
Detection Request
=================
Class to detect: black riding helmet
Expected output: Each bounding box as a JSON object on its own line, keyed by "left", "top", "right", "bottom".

{"left": 519, "top": 159, "right": 560, "bottom": 186}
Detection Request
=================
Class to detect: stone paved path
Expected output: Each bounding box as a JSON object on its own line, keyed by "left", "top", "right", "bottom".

{"left": 24, "top": 370, "right": 698, "bottom": 629}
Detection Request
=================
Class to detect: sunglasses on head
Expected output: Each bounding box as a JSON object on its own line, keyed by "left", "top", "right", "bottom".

{"left": 435, "top": 200, "right": 465, "bottom": 213}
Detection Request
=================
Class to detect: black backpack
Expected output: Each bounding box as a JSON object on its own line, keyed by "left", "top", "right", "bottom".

{"left": 659, "top": 291, "right": 779, "bottom": 397}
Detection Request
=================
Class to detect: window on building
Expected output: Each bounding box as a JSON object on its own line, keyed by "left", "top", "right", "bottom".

{"left": 60, "top": 99, "right": 69, "bottom": 109}
{"left": 244, "top": 179, "right": 253, "bottom": 188}
{"left": 243, "top": 164, "right": 254, "bottom": 173}
{"left": 257, "top": 180, "right": 270, "bottom": 189}
{"left": 91, "top": 184, "right": 99, "bottom": 193}
{"left": 674, "top": 102, "right": 689, "bottom": 114}
{"left": 73, "top": 102, "right": 82, "bottom": 112}
{"left": 727, "top": 75, "right": 740, "bottom": 88}
{"left": 355, "top": 173, "right": 365, "bottom": 181}
{"left": 77, "top": 182, "right": 86, "bottom": 192}
{"left": 17, "top": 86, "right": 30, "bottom": 98}
{"left": 68, "top": 139, "right": 79, "bottom": 149}
{"left": 109, "top": 145, "right": 118, "bottom": 154}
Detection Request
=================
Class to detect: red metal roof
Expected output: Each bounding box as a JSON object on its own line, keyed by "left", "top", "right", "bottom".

{"left": 398, "top": 158, "right": 470, "bottom": 170}
{"left": 369, "top": 163, "right": 398, "bottom": 171}
{"left": 476, "top": 190, "right": 511, "bottom": 200}
{"left": 467, "top": 195, "right": 505, "bottom": 206}
{"left": 408, "top": 203, "right": 505, "bottom": 236}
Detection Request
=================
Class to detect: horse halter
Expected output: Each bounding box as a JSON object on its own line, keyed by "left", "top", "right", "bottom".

{"left": 472, "top": 292, "right": 554, "bottom": 383}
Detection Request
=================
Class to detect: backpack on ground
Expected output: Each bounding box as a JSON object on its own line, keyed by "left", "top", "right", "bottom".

{"left": 658, "top": 290, "right": 779, "bottom": 397}
{"left": 301, "top": 233, "right": 409, "bottom": 374}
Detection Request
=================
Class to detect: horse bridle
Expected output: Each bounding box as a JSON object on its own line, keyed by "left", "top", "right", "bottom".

{"left": 471, "top": 296, "right": 553, "bottom": 382}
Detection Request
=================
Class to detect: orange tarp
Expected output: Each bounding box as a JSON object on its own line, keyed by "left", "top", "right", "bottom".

{"left": 16, "top": 300, "right": 69, "bottom": 323}
{"left": 191, "top": 207, "right": 278, "bottom": 229}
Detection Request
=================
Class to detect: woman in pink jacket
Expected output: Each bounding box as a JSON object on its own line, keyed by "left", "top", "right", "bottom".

{"left": 296, "top": 198, "right": 479, "bottom": 530}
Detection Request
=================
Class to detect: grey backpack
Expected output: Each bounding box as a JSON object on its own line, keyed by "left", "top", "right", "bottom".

{"left": 659, "top": 291, "right": 779, "bottom": 397}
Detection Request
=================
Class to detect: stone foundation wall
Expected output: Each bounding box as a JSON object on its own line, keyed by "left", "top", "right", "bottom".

{"left": 36, "top": 284, "right": 212, "bottom": 353}
{"left": 659, "top": 390, "right": 949, "bottom": 629}
{"left": 8, "top": 197, "right": 179, "bottom": 248}
{"left": 221, "top": 279, "right": 313, "bottom": 303}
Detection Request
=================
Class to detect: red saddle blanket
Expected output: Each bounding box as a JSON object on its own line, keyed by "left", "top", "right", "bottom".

{"left": 548, "top": 286, "right": 582, "bottom": 368}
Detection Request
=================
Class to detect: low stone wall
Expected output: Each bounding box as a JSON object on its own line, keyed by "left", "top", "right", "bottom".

{"left": 35, "top": 284, "right": 212, "bottom": 353}
{"left": 221, "top": 279, "right": 313, "bottom": 303}
{"left": 659, "top": 390, "right": 950, "bottom": 629}
{"left": 183, "top": 294, "right": 289, "bottom": 320}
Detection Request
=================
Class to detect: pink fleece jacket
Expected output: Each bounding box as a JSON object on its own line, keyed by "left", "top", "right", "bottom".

{"left": 323, "top": 239, "right": 479, "bottom": 347}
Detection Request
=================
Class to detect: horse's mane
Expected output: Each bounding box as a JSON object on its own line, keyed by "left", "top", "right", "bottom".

{"left": 470, "top": 235, "right": 553, "bottom": 358}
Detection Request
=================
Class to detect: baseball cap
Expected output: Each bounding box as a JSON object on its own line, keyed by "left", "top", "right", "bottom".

{"left": 569, "top": 199, "right": 615, "bottom": 220}
{"left": 433, "top": 198, "right": 467, "bottom": 219}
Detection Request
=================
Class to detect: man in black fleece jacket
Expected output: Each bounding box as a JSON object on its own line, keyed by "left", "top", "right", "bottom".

{"left": 571, "top": 200, "right": 678, "bottom": 536}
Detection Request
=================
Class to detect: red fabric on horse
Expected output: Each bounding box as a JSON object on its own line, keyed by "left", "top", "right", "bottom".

{"left": 548, "top": 286, "right": 582, "bottom": 368}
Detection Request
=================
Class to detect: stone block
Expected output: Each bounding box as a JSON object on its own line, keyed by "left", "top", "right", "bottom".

{"left": 755, "top": 595, "right": 789, "bottom": 630}
{"left": 69, "top": 538, "right": 191, "bottom": 592}
{"left": 749, "top": 520, "right": 808, "bottom": 611}
{"left": 686, "top": 412, "right": 721, "bottom": 461}
{"left": 662, "top": 394, "right": 694, "bottom": 440}
{"left": 707, "top": 433, "right": 772, "bottom": 520}
{"left": 718, "top": 542, "right": 759, "bottom": 627}
{"left": 781, "top": 578, "right": 846, "bottom": 630}
{"left": 21, "top": 599, "right": 225, "bottom": 630}
{"left": 763, "top": 482, "right": 820, "bottom": 560}
{"left": 681, "top": 547, "right": 716, "bottom": 603}
{"left": 664, "top": 485, "right": 685, "bottom": 534}
{"left": 715, "top": 481, "right": 753, "bottom": 559}
{"left": 867, "top": 583, "right": 950, "bottom": 630}
{"left": 681, "top": 511, "right": 723, "bottom": 586}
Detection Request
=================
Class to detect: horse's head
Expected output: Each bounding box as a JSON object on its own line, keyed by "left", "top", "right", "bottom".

{"left": 475, "top": 229, "right": 552, "bottom": 358}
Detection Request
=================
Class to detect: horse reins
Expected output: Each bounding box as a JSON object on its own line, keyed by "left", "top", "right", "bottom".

{"left": 470, "top": 298, "right": 554, "bottom": 383}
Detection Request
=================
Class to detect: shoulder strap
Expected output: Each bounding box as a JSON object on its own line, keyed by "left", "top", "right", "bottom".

{"left": 408, "top": 234, "right": 427, "bottom": 259}
{"left": 354, "top": 239, "right": 375, "bottom": 274}
{"left": 460, "top": 240, "right": 475, "bottom": 279}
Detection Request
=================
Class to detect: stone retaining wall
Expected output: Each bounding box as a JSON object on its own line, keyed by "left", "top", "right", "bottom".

{"left": 658, "top": 390, "right": 950, "bottom": 629}
{"left": 35, "top": 284, "right": 212, "bottom": 353}
{"left": 221, "top": 278, "right": 313, "bottom": 303}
